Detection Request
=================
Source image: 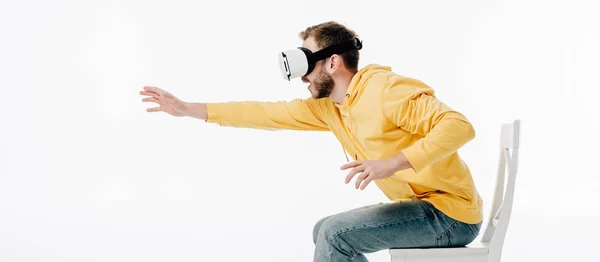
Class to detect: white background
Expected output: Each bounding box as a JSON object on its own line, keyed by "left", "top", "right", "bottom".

{"left": 1, "top": 0, "right": 599, "bottom": 261}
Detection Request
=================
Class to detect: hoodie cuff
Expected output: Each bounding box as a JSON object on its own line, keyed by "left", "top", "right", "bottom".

{"left": 401, "top": 141, "right": 430, "bottom": 173}
{"left": 205, "top": 103, "right": 223, "bottom": 124}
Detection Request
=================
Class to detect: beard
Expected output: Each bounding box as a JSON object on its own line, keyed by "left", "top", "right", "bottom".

{"left": 311, "top": 66, "right": 335, "bottom": 99}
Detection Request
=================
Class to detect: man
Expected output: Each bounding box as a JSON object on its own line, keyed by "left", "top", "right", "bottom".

{"left": 139, "top": 21, "right": 483, "bottom": 262}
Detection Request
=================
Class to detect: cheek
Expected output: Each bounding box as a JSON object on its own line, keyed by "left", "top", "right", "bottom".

{"left": 307, "top": 64, "right": 322, "bottom": 79}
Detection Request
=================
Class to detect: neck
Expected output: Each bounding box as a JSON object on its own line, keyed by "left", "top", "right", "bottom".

{"left": 330, "top": 70, "right": 356, "bottom": 104}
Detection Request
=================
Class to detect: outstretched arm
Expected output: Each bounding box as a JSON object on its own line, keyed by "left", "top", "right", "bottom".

{"left": 140, "top": 86, "right": 330, "bottom": 131}
{"left": 200, "top": 98, "right": 330, "bottom": 131}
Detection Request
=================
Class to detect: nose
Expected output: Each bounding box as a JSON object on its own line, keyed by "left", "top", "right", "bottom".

{"left": 301, "top": 76, "right": 309, "bottom": 83}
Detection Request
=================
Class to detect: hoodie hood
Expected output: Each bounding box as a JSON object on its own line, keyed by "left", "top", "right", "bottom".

{"left": 336, "top": 64, "right": 392, "bottom": 111}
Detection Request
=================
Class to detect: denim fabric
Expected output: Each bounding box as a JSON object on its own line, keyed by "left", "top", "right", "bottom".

{"left": 312, "top": 199, "right": 481, "bottom": 261}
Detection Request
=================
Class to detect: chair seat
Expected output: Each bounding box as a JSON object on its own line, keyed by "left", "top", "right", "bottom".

{"left": 389, "top": 241, "right": 489, "bottom": 256}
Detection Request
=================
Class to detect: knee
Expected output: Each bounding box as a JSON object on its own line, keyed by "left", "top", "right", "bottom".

{"left": 313, "top": 216, "right": 332, "bottom": 244}
{"left": 316, "top": 216, "right": 347, "bottom": 243}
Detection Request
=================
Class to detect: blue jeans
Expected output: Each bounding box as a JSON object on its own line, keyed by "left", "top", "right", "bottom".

{"left": 312, "top": 199, "right": 482, "bottom": 261}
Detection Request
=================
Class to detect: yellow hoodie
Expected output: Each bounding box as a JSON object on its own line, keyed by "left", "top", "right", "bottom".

{"left": 205, "top": 64, "right": 483, "bottom": 224}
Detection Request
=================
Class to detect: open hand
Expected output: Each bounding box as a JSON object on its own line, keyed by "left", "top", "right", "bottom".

{"left": 139, "top": 86, "right": 188, "bottom": 117}
{"left": 341, "top": 154, "right": 412, "bottom": 190}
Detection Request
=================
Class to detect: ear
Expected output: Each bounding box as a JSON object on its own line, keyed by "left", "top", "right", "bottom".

{"left": 324, "top": 54, "right": 342, "bottom": 74}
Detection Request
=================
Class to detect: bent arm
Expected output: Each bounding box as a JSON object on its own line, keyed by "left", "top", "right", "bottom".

{"left": 382, "top": 78, "right": 475, "bottom": 173}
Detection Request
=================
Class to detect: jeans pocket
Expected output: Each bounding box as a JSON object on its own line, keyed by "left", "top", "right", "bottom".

{"left": 466, "top": 222, "right": 482, "bottom": 238}
{"left": 435, "top": 220, "right": 481, "bottom": 248}
{"left": 434, "top": 221, "right": 459, "bottom": 248}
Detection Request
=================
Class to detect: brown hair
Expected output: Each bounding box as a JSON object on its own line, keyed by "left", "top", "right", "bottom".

{"left": 299, "top": 21, "right": 360, "bottom": 73}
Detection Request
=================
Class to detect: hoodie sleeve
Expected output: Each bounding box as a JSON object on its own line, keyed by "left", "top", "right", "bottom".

{"left": 381, "top": 77, "right": 476, "bottom": 173}
{"left": 204, "top": 97, "right": 330, "bottom": 131}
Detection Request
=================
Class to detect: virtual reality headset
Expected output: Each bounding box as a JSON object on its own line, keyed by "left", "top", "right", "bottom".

{"left": 278, "top": 37, "right": 363, "bottom": 81}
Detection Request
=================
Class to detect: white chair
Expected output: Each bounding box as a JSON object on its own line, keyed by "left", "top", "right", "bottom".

{"left": 389, "top": 119, "right": 521, "bottom": 262}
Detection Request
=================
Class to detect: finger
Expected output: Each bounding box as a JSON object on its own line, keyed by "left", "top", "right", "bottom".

{"left": 341, "top": 160, "right": 362, "bottom": 170}
{"left": 143, "top": 86, "right": 164, "bottom": 95}
{"left": 359, "top": 176, "right": 373, "bottom": 190}
{"left": 139, "top": 91, "right": 159, "bottom": 99}
{"left": 345, "top": 165, "right": 365, "bottom": 184}
{"left": 142, "top": 97, "right": 159, "bottom": 103}
{"left": 146, "top": 107, "right": 162, "bottom": 112}
{"left": 356, "top": 167, "right": 373, "bottom": 189}
{"left": 355, "top": 170, "right": 370, "bottom": 189}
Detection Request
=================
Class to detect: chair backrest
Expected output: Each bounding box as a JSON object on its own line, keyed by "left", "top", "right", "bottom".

{"left": 480, "top": 120, "right": 520, "bottom": 260}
